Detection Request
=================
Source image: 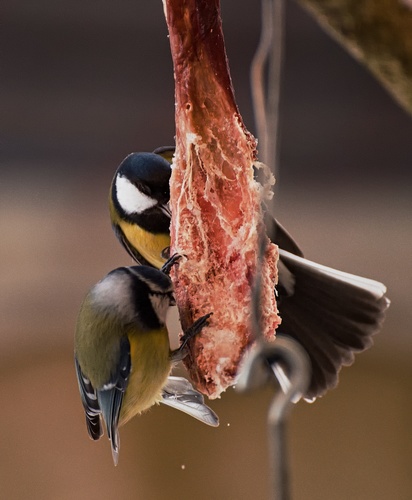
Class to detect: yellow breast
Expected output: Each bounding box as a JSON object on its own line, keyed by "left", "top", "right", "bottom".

{"left": 120, "top": 327, "right": 171, "bottom": 425}
{"left": 121, "top": 221, "right": 170, "bottom": 269}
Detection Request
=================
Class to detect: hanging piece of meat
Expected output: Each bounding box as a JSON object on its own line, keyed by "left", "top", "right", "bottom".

{"left": 163, "top": 0, "right": 281, "bottom": 398}
{"left": 162, "top": 0, "right": 389, "bottom": 401}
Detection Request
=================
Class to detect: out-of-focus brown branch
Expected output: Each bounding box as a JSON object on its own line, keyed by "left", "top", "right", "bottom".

{"left": 297, "top": 0, "right": 412, "bottom": 115}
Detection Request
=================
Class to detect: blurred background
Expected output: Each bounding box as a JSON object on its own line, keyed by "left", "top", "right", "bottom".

{"left": 1, "top": 1, "right": 412, "bottom": 499}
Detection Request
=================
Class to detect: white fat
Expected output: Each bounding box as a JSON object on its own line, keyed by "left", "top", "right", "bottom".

{"left": 186, "top": 131, "right": 200, "bottom": 144}
{"left": 253, "top": 161, "right": 276, "bottom": 201}
{"left": 215, "top": 357, "right": 231, "bottom": 375}
{"left": 116, "top": 175, "right": 156, "bottom": 214}
{"left": 92, "top": 273, "right": 135, "bottom": 321}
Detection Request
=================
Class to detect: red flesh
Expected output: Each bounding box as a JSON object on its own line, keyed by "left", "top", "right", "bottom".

{"left": 163, "top": 0, "right": 281, "bottom": 398}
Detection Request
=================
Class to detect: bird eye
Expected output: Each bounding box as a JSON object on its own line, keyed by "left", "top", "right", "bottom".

{"left": 136, "top": 182, "right": 152, "bottom": 196}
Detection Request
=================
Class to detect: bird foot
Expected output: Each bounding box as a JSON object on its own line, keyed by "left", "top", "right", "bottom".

{"left": 170, "top": 313, "right": 213, "bottom": 361}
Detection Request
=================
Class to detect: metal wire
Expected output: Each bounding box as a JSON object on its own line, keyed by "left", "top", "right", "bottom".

{"left": 250, "top": 0, "right": 284, "bottom": 345}
{"left": 245, "top": 2, "right": 312, "bottom": 498}
{"left": 250, "top": 0, "right": 284, "bottom": 182}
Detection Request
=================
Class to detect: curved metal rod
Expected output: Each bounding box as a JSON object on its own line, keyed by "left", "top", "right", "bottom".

{"left": 237, "top": 335, "right": 311, "bottom": 500}
{"left": 247, "top": 2, "right": 303, "bottom": 497}
{"left": 251, "top": 0, "right": 274, "bottom": 167}
{"left": 250, "top": 0, "right": 284, "bottom": 181}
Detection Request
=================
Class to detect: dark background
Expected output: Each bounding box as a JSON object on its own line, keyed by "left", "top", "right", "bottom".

{"left": 1, "top": 1, "right": 411, "bottom": 499}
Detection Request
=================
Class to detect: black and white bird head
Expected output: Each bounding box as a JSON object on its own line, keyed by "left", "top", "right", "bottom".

{"left": 92, "top": 266, "right": 175, "bottom": 330}
{"left": 111, "top": 152, "right": 172, "bottom": 223}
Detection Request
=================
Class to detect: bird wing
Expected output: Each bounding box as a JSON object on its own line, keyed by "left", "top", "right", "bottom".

{"left": 265, "top": 214, "right": 304, "bottom": 257}
{"left": 161, "top": 376, "right": 219, "bottom": 427}
{"left": 96, "top": 336, "right": 132, "bottom": 466}
{"left": 276, "top": 249, "right": 390, "bottom": 401}
{"left": 74, "top": 356, "right": 103, "bottom": 441}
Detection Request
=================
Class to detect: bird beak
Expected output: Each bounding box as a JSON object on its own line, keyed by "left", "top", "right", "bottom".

{"left": 160, "top": 203, "right": 171, "bottom": 218}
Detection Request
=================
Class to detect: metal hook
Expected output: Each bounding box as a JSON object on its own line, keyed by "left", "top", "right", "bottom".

{"left": 245, "top": 1, "right": 307, "bottom": 497}
{"left": 236, "top": 335, "right": 311, "bottom": 500}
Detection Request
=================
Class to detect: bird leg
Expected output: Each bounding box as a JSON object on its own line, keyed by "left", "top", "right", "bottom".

{"left": 170, "top": 313, "right": 213, "bottom": 362}
{"left": 161, "top": 253, "right": 183, "bottom": 275}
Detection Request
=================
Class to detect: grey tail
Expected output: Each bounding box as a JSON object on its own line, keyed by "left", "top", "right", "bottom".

{"left": 277, "top": 249, "right": 390, "bottom": 401}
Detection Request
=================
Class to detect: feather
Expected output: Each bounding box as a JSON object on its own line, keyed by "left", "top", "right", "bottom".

{"left": 265, "top": 215, "right": 304, "bottom": 257}
{"left": 113, "top": 223, "right": 153, "bottom": 267}
{"left": 277, "top": 249, "right": 390, "bottom": 401}
{"left": 96, "top": 337, "right": 131, "bottom": 465}
{"left": 74, "top": 356, "right": 103, "bottom": 441}
{"left": 161, "top": 376, "right": 219, "bottom": 427}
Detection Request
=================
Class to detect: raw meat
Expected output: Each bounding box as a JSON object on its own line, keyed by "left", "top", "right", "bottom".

{"left": 163, "top": 0, "right": 281, "bottom": 398}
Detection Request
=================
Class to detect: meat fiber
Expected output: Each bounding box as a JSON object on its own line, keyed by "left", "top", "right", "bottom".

{"left": 163, "top": 0, "right": 281, "bottom": 398}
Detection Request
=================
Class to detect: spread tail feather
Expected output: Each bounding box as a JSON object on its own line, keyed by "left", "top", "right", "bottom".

{"left": 277, "top": 249, "right": 390, "bottom": 401}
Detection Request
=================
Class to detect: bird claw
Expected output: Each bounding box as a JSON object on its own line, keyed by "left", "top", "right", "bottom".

{"left": 170, "top": 313, "right": 213, "bottom": 362}
{"left": 161, "top": 253, "right": 183, "bottom": 275}
{"left": 180, "top": 312, "right": 212, "bottom": 346}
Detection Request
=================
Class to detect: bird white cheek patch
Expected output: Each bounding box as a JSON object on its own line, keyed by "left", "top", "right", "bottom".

{"left": 116, "top": 175, "right": 157, "bottom": 215}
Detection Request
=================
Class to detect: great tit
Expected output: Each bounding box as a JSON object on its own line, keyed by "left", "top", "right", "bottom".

{"left": 109, "top": 151, "right": 172, "bottom": 268}
{"left": 109, "top": 147, "right": 389, "bottom": 401}
{"left": 75, "top": 263, "right": 218, "bottom": 465}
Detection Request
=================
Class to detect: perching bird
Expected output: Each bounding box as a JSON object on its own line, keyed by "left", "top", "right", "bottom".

{"left": 109, "top": 147, "right": 389, "bottom": 401}
{"left": 109, "top": 151, "right": 172, "bottom": 269}
{"left": 75, "top": 262, "right": 218, "bottom": 465}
